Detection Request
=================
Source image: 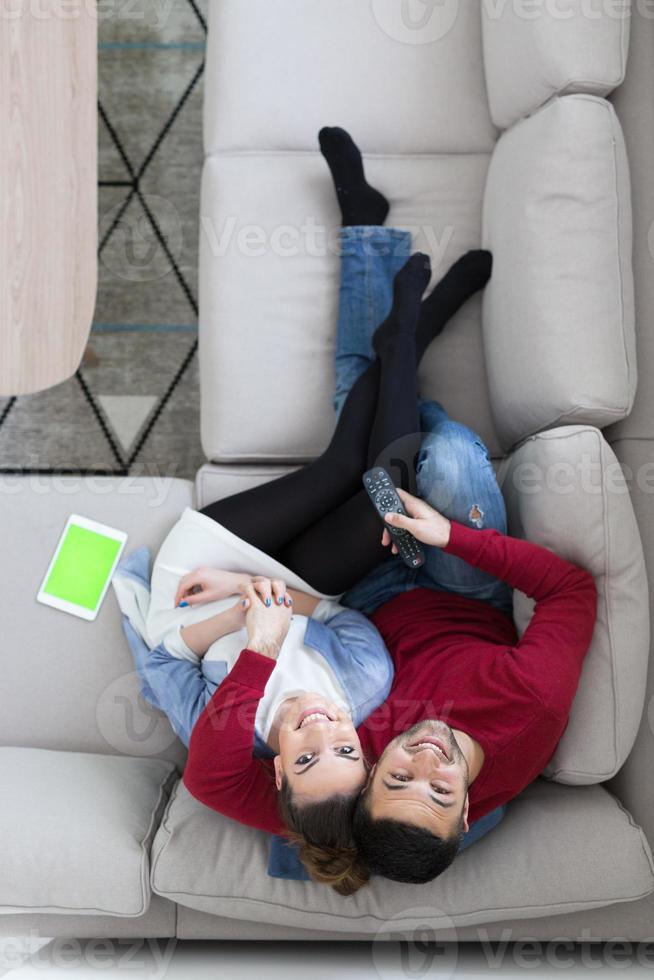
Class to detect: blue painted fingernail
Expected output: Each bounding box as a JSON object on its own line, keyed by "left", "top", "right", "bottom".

{"left": 288, "top": 597, "right": 293, "bottom": 605}
{"left": 179, "top": 601, "right": 188, "bottom": 608}
{"left": 277, "top": 596, "right": 284, "bottom": 604}
{"left": 265, "top": 598, "right": 271, "bottom": 607}
{"left": 241, "top": 599, "right": 247, "bottom": 607}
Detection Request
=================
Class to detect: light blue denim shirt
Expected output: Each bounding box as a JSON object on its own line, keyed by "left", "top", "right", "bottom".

{"left": 116, "top": 547, "right": 395, "bottom": 754}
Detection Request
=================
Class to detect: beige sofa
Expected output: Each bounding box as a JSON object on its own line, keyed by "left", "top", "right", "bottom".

{"left": 3, "top": 0, "right": 654, "bottom": 942}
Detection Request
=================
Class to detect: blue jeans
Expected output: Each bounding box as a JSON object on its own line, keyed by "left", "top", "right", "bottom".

{"left": 335, "top": 227, "right": 513, "bottom": 620}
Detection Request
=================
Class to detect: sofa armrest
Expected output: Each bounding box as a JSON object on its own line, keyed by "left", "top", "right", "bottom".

{"left": 500, "top": 426, "right": 649, "bottom": 785}
{"left": 606, "top": 438, "right": 654, "bottom": 848}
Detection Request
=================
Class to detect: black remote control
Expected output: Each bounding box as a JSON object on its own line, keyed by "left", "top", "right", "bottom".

{"left": 363, "top": 467, "right": 426, "bottom": 569}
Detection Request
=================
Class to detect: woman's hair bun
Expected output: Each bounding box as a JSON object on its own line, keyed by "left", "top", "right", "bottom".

{"left": 287, "top": 832, "right": 370, "bottom": 896}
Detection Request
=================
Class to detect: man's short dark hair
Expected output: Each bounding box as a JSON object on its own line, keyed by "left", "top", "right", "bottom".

{"left": 352, "top": 794, "right": 463, "bottom": 883}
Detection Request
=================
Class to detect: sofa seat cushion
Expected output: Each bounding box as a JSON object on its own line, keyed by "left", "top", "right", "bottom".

{"left": 0, "top": 477, "right": 192, "bottom": 766}
{"left": 200, "top": 150, "right": 504, "bottom": 463}
{"left": 482, "top": 0, "right": 630, "bottom": 129}
{"left": 501, "top": 426, "right": 650, "bottom": 784}
{"left": 150, "top": 779, "right": 654, "bottom": 933}
{"left": 204, "top": 0, "right": 496, "bottom": 155}
{"left": 482, "top": 95, "right": 635, "bottom": 452}
{"left": 0, "top": 748, "right": 177, "bottom": 917}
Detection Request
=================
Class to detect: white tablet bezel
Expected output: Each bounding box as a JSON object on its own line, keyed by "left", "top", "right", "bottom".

{"left": 36, "top": 514, "right": 128, "bottom": 622}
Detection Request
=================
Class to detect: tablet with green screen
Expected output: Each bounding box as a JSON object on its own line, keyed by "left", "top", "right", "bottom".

{"left": 37, "top": 515, "right": 127, "bottom": 621}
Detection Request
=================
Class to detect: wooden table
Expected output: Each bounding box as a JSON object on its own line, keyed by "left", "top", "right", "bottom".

{"left": 1, "top": 3, "right": 97, "bottom": 396}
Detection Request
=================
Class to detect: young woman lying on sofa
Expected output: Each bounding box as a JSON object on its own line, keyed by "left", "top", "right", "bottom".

{"left": 114, "top": 129, "right": 515, "bottom": 893}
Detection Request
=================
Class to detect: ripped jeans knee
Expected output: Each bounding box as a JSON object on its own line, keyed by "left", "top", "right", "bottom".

{"left": 468, "top": 504, "right": 485, "bottom": 529}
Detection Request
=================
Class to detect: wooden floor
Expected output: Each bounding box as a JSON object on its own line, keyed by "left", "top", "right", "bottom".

{"left": 0, "top": 4, "right": 97, "bottom": 396}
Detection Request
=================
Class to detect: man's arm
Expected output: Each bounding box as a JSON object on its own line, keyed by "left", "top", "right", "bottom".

{"left": 385, "top": 487, "right": 596, "bottom": 608}
{"left": 183, "top": 648, "right": 286, "bottom": 834}
{"left": 442, "top": 520, "right": 595, "bottom": 605}
{"left": 387, "top": 491, "right": 597, "bottom": 709}
{"left": 444, "top": 521, "right": 597, "bottom": 710}
{"left": 462, "top": 528, "right": 597, "bottom": 718}
{"left": 183, "top": 580, "right": 293, "bottom": 835}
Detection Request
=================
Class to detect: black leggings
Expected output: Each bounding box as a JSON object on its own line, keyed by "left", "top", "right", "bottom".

{"left": 202, "top": 338, "right": 418, "bottom": 594}
{"left": 200, "top": 264, "right": 471, "bottom": 595}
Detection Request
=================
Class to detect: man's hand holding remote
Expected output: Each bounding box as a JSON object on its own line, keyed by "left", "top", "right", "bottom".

{"left": 382, "top": 488, "right": 452, "bottom": 551}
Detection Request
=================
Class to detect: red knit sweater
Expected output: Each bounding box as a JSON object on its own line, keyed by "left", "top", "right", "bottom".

{"left": 184, "top": 522, "right": 597, "bottom": 833}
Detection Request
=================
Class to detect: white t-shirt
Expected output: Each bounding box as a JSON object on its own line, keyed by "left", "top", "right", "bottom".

{"left": 146, "top": 508, "right": 349, "bottom": 742}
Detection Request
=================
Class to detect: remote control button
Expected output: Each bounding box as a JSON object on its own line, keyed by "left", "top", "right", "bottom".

{"left": 377, "top": 491, "right": 397, "bottom": 511}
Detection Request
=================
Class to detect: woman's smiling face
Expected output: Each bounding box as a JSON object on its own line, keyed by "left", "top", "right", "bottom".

{"left": 273, "top": 693, "right": 367, "bottom": 801}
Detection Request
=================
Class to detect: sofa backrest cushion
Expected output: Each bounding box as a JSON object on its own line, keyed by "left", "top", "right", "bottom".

{"left": 482, "top": 95, "right": 636, "bottom": 452}
{"left": 500, "top": 426, "right": 649, "bottom": 784}
{"left": 151, "top": 778, "right": 654, "bottom": 930}
{"left": 482, "top": 0, "right": 630, "bottom": 129}
{"left": 205, "top": 0, "right": 496, "bottom": 154}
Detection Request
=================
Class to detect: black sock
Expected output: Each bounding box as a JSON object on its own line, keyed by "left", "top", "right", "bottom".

{"left": 415, "top": 249, "right": 492, "bottom": 360}
{"left": 372, "top": 252, "right": 431, "bottom": 356}
{"left": 319, "top": 127, "right": 389, "bottom": 227}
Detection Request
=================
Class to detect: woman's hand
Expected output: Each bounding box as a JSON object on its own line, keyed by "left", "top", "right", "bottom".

{"left": 248, "top": 576, "right": 293, "bottom": 609}
{"left": 241, "top": 580, "right": 293, "bottom": 660}
{"left": 175, "top": 567, "right": 247, "bottom": 608}
{"left": 382, "top": 488, "right": 451, "bottom": 551}
{"left": 175, "top": 569, "right": 293, "bottom": 610}
{"left": 180, "top": 596, "right": 251, "bottom": 657}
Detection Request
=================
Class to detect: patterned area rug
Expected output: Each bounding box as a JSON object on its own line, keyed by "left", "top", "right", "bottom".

{"left": 0, "top": 0, "right": 208, "bottom": 480}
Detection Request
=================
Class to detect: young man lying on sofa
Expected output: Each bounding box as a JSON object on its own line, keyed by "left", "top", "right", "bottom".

{"left": 115, "top": 129, "right": 598, "bottom": 895}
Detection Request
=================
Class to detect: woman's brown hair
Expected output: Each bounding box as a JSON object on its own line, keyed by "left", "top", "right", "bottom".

{"left": 278, "top": 777, "right": 370, "bottom": 896}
